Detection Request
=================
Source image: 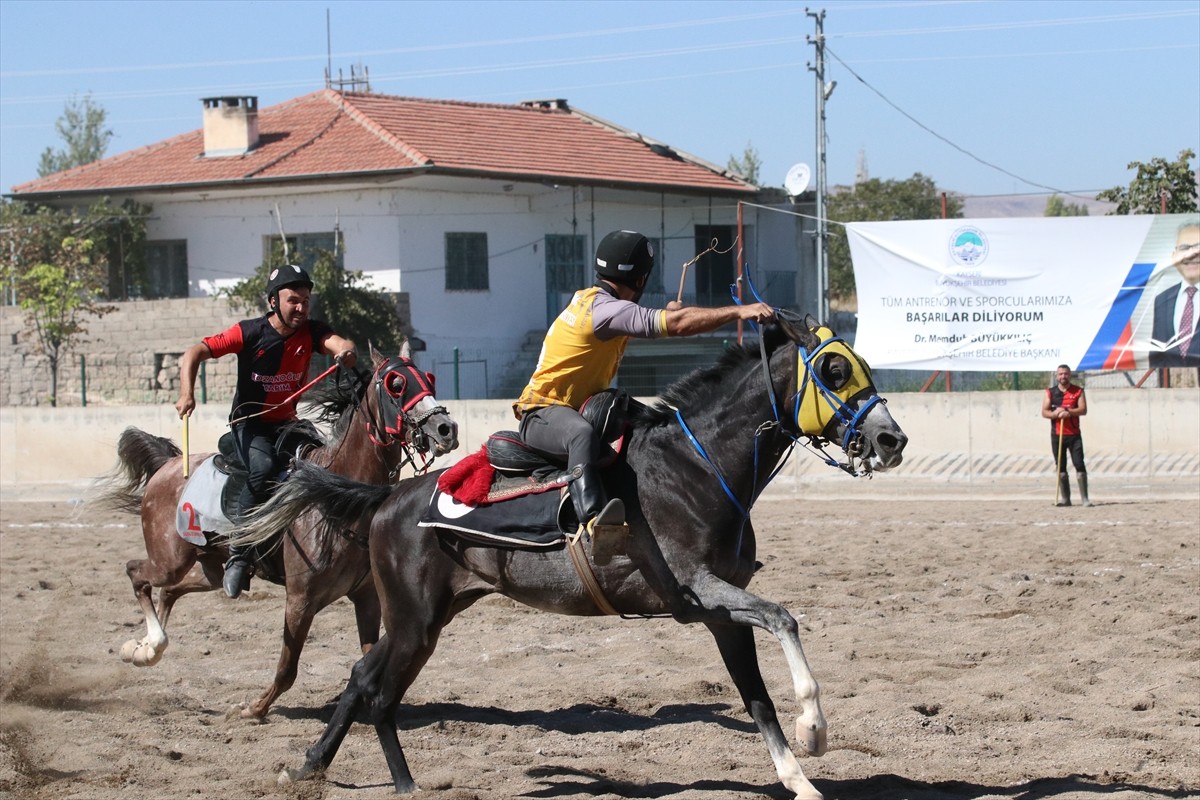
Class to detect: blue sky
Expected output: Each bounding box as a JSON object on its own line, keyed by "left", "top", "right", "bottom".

{"left": 1, "top": 0, "right": 1197, "bottom": 202}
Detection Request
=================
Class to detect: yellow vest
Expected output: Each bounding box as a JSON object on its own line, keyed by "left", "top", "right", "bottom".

{"left": 514, "top": 287, "right": 633, "bottom": 417}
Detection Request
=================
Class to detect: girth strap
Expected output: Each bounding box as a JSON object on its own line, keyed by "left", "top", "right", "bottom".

{"left": 565, "top": 530, "right": 619, "bottom": 616}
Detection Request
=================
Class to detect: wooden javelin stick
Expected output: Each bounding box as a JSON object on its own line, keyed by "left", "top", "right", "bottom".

{"left": 676, "top": 236, "right": 739, "bottom": 304}
{"left": 1054, "top": 417, "right": 1065, "bottom": 505}
{"left": 228, "top": 363, "right": 339, "bottom": 427}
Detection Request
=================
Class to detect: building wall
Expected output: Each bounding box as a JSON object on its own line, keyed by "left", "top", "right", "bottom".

{"left": 118, "top": 182, "right": 807, "bottom": 401}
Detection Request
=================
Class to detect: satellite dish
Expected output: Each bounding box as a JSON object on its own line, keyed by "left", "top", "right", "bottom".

{"left": 784, "top": 163, "right": 812, "bottom": 196}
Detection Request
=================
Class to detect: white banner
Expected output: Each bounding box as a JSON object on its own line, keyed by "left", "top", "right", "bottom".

{"left": 847, "top": 214, "right": 1200, "bottom": 371}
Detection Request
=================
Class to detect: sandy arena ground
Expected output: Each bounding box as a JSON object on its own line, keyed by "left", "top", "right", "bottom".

{"left": 1, "top": 477, "right": 1197, "bottom": 800}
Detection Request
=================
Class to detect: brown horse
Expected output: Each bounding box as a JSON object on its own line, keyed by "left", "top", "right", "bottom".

{"left": 95, "top": 342, "right": 458, "bottom": 719}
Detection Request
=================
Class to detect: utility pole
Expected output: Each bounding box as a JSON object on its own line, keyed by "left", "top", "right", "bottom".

{"left": 806, "top": 7, "right": 830, "bottom": 324}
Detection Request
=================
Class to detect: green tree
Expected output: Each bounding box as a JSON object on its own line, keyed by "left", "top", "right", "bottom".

{"left": 2, "top": 230, "right": 115, "bottom": 405}
{"left": 225, "top": 243, "right": 408, "bottom": 354}
{"left": 1095, "top": 149, "right": 1198, "bottom": 214}
{"left": 825, "top": 173, "right": 963, "bottom": 304}
{"left": 1044, "top": 195, "right": 1090, "bottom": 216}
{"left": 37, "top": 93, "right": 113, "bottom": 177}
{"left": 726, "top": 142, "right": 762, "bottom": 185}
{"left": 2, "top": 197, "right": 150, "bottom": 300}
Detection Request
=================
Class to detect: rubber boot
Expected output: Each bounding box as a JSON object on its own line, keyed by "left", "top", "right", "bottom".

{"left": 1055, "top": 473, "right": 1072, "bottom": 507}
{"left": 570, "top": 464, "right": 627, "bottom": 564}
{"left": 223, "top": 545, "right": 253, "bottom": 599}
{"left": 1077, "top": 473, "right": 1092, "bottom": 507}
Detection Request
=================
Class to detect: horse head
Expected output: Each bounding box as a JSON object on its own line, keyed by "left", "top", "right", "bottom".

{"left": 775, "top": 310, "right": 907, "bottom": 474}
{"left": 365, "top": 340, "right": 459, "bottom": 465}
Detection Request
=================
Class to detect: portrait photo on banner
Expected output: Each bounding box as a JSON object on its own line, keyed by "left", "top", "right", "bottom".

{"left": 1128, "top": 214, "right": 1200, "bottom": 368}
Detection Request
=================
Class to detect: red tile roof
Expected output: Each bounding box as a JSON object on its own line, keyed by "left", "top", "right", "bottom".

{"left": 11, "top": 90, "right": 754, "bottom": 197}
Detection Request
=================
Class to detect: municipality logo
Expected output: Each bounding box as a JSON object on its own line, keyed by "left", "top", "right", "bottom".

{"left": 949, "top": 226, "right": 989, "bottom": 267}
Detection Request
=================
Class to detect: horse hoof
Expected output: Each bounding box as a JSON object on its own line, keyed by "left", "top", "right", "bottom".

{"left": 278, "top": 766, "right": 309, "bottom": 785}
{"left": 119, "top": 639, "right": 139, "bottom": 662}
{"left": 239, "top": 705, "right": 266, "bottom": 722}
{"left": 796, "top": 717, "right": 827, "bottom": 757}
{"left": 132, "top": 643, "right": 162, "bottom": 667}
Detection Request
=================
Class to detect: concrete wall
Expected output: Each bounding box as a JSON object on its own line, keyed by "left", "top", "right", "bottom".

{"left": 2, "top": 387, "right": 1196, "bottom": 489}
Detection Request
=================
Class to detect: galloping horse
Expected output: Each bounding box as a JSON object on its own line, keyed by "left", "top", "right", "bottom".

{"left": 237, "top": 312, "right": 907, "bottom": 798}
{"left": 96, "top": 342, "right": 458, "bottom": 719}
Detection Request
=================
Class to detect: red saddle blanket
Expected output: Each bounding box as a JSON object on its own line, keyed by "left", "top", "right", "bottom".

{"left": 437, "top": 447, "right": 570, "bottom": 506}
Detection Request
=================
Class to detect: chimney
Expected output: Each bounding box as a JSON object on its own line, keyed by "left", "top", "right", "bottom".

{"left": 201, "top": 96, "right": 259, "bottom": 157}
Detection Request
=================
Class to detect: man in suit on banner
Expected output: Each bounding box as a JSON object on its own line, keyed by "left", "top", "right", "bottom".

{"left": 1149, "top": 220, "right": 1200, "bottom": 368}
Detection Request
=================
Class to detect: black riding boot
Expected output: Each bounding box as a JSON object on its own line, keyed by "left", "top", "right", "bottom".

{"left": 223, "top": 544, "right": 253, "bottom": 599}
{"left": 570, "top": 464, "right": 626, "bottom": 562}
{"left": 1077, "top": 473, "right": 1091, "bottom": 507}
{"left": 1056, "top": 472, "right": 1072, "bottom": 507}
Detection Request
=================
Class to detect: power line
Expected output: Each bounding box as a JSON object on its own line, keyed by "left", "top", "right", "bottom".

{"left": 825, "top": 44, "right": 1094, "bottom": 201}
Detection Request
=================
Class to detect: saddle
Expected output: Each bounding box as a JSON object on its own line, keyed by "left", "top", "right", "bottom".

{"left": 175, "top": 421, "right": 324, "bottom": 583}
{"left": 421, "top": 389, "right": 632, "bottom": 548}
{"left": 212, "top": 420, "right": 324, "bottom": 521}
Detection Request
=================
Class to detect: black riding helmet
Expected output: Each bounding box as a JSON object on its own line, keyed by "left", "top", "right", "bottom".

{"left": 594, "top": 230, "right": 654, "bottom": 287}
{"left": 265, "top": 264, "right": 314, "bottom": 311}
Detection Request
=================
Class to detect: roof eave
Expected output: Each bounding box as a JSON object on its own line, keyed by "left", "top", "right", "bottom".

{"left": 427, "top": 166, "right": 757, "bottom": 197}
{"left": 4, "top": 166, "right": 437, "bottom": 202}
{"left": 6, "top": 164, "right": 755, "bottom": 202}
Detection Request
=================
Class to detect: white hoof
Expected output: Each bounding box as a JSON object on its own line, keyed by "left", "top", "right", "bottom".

{"left": 132, "top": 642, "right": 163, "bottom": 667}
{"left": 796, "top": 716, "right": 827, "bottom": 757}
{"left": 119, "top": 639, "right": 139, "bottom": 662}
{"left": 277, "top": 769, "right": 293, "bottom": 786}
{"left": 793, "top": 786, "right": 824, "bottom": 800}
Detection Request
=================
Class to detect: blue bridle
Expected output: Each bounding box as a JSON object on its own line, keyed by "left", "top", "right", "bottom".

{"left": 672, "top": 270, "right": 881, "bottom": 555}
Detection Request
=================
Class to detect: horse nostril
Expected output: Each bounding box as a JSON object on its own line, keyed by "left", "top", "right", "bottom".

{"left": 437, "top": 423, "right": 454, "bottom": 439}
{"left": 878, "top": 432, "right": 907, "bottom": 452}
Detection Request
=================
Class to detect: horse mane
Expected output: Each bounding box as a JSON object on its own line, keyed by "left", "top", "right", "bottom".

{"left": 300, "top": 366, "right": 371, "bottom": 446}
{"left": 631, "top": 323, "right": 792, "bottom": 428}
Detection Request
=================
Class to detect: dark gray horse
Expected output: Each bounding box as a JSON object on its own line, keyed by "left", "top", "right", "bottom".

{"left": 236, "top": 311, "right": 907, "bottom": 799}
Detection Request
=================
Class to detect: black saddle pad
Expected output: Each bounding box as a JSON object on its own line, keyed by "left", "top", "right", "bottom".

{"left": 417, "top": 486, "right": 566, "bottom": 549}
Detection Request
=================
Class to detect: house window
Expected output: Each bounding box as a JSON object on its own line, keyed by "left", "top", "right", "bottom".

{"left": 144, "top": 240, "right": 189, "bottom": 298}
{"left": 544, "top": 234, "right": 586, "bottom": 292}
{"left": 446, "top": 232, "right": 489, "bottom": 291}
{"left": 645, "top": 236, "right": 665, "bottom": 295}
{"left": 265, "top": 232, "right": 344, "bottom": 270}
{"left": 695, "top": 225, "right": 736, "bottom": 307}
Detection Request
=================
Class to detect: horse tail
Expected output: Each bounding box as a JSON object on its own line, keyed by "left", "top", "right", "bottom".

{"left": 92, "top": 427, "right": 181, "bottom": 514}
{"left": 227, "top": 460, "right": 392, "bottom": 556}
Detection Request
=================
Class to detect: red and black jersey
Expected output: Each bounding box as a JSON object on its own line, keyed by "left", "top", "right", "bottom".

{"left": 204, "top": 315, "right": 334, "bottom": 423}
{"left": 1047, "top": 383, "right": 1084, "bottom": 436}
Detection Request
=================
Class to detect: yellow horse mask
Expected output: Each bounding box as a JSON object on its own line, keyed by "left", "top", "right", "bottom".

{"left": 794, "top": 326, "right": 878, "bottom": 445}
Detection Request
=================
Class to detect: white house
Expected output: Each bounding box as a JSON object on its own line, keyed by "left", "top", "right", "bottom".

{"left": 9, "top": 90, "right": 815, "bottom": 399}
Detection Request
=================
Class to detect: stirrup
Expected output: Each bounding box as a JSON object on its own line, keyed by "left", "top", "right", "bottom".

{"left": 587, "top": 499, "right": 628, "bottom": 565}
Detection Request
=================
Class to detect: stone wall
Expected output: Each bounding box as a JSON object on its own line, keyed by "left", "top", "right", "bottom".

{"left": 2, "top": 298, "right": 245, "bottom": 407}
{"left": 1, "top": 294, "right": 411, "bottom": 407}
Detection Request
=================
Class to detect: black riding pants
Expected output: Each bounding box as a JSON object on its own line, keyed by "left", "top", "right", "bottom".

{"left": 232, "top": 419, "right": 288, "bottom": 520}
{"left": 1050, "top": 433, "right": 1086, "bottom": 474}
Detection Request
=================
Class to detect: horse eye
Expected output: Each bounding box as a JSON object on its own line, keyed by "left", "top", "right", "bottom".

{"left": 820, "top": 355, "right": 852, "bottom": 390}
{"left": 386, "top": 373, "right": 407, "bottom": 397}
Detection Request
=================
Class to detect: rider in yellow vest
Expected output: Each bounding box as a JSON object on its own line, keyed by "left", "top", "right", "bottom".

{"left": 514, "top": 229, "right": 775, "bottom": 538}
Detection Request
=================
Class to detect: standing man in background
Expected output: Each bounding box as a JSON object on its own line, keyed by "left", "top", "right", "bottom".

{"left": 1041, "top": 364, "right": 1090, "bottom": 507}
